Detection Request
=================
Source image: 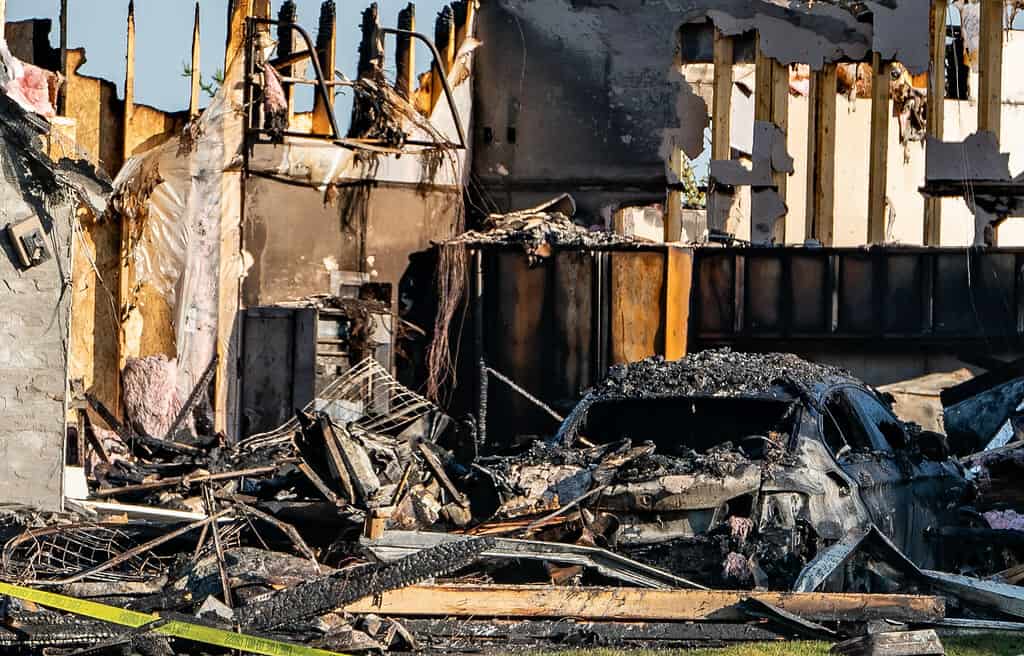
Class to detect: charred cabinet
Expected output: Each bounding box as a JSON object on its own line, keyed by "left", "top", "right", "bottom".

{"left": 240, "top": 305, "right": 394, "bottom": 437}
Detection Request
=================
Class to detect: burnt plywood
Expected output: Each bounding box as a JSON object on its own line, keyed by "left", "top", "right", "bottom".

{"left": 610, "top": 251, "right": 665, "bottom": 365}
{"left": 69, "top": 213, "right": 122, "bottom": 418}
{"left": 696, "top": 253, "right": 736, "bottom": 336}
{"left": 552, "top": 250, "right": 595, "bottom": 404}
{"left": 239, "top": 307, "right": 317, "bottom": 437}
{"left": 488, "top": 251, "right": 552, "bottom": 436}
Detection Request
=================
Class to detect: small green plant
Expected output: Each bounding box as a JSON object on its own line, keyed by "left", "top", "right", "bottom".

{"left": 181, "top": 62, "right": 225, "bottom": 98}
{"left": 680, "top": 157, "right": 706, "bottom": 209}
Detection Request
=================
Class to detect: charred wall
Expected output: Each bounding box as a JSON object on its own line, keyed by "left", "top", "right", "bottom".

{"left": 471, "top": 0, "right": 927, "bottom": 222}
{"left": 242, "top": 178, "right": 462, "bottom": 307}
{"left": 0, "top": 111, "right": 79, "bottom": 510}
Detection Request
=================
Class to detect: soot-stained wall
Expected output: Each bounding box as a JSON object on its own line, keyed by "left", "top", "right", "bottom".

{"left": 0, "top": 110, "right": 82, "bottom": 510}
{"left": 472, "top": 0, "right": 927, "bottom": 221}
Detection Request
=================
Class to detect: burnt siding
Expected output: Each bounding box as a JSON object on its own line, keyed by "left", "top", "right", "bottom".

{"left": 0, "top": 152, "right": 73, "bottom": 510}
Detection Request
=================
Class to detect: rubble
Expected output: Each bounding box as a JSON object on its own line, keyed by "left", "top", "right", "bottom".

{"left": 445, "top": 194, "right": 636, "bottom": 262}
{"left": 6, "top": 348, "right": 1024, "bottom": 653}
{"left": 5, "top": 1, "right": 1024, "bottom": 653}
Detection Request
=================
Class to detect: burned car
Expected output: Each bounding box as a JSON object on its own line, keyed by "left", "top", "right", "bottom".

{"left": 547, "top": 350, "right": 971, "bottom": 589}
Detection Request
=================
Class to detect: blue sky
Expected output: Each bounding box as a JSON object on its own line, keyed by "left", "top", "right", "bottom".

{"left": 8, "top": 0, "right": 450, "bottom": 126}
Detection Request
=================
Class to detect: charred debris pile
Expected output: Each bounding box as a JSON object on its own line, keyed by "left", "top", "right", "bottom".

{"left": 5, "top": 352, "right": 1024, "bottom": 653}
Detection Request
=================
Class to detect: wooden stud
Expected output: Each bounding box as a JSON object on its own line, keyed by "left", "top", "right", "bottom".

{"left": 978, "top": 0, "right": 1003, "bottom": 139}
{"left": 709, "top": 29, "right": 734, "bottom": 232}
{"left": 456, "top": 0, "right": 476, "bottom": 46}
{"left": 754, "top": 38, "right": 773, "bottom": 124}
{"left": 868, "top": 53, "right": 891, "bottom": 244}
{"left": 711, "top": 29, "right": 733, "bottom": 162}
{"left": 349, "top": 3, "right": 382, "bottom": 137}
{"left": 224, "top": 0, "right": 252, "bottom": 72}
{"left": 431, "top": 5, "right": 455, "bottom": 111}
{"left": 663, "top": 246, "right": 692, "bottom": 360}
{"left": 805, "top": 64, "right": 837, "bottom": 245}
{"left": 770, "top": 59, "right": 790, "bottom": 243}
{"left": 58, "top": 0, "right": 68, "bottom": 115}
{"left": 312, "top": 1, "right": 337, "bottom": 136}
{"left": 189, "top": 2, "right": 201, "bottom": 118}
{"left": 665, "top": 141, "right": 684, "bottom": 242}
{"left": 754, "top": 37, "right": 791, "bottom": 244}
{"left": 344, "top": 585, "right": 945, "bottom": 625}
{"left": 122, "top": 0, "right": 135, "bottom": 162}
{"left": 923, "top": 0, "right": 946, "bottom": 245}
{"left": 395, "top": 4, "right": 415, "bottom": 100}
{"left": 277, "top": 1, "right": 298, "bottom": 121}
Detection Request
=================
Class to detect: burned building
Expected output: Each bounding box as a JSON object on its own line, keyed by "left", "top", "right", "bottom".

{"left": 0, "top": 1, "right": 1023, "bottom": 654}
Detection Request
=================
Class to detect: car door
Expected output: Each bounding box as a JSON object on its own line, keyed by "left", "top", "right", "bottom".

{"left": 820, "top": 386, "right": 915, "bottom": 556}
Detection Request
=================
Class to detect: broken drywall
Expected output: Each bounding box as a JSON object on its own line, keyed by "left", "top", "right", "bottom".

{"left": 925, "top": 132, "right": 1012, "bottom": 182}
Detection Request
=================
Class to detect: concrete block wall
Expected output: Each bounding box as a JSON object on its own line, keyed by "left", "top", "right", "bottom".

{"left": 0, "top": 160, "right": 73, "bottom": 511}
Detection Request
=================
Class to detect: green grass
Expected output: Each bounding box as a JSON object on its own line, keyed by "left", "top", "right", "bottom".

{"left": 537, "top": 634, "right": 1024, "bottom": 656}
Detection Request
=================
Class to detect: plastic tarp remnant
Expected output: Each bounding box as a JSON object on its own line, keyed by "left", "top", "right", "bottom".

{"left": 111, "top": 51, "right": 248, "bottom": 400}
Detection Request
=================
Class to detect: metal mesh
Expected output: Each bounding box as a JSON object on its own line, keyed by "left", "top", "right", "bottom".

{"left": 1, "top": 524, "right": 170, "bottom": 583}
{"left": 241, "top": 357, "right": 439, "bottom": 449}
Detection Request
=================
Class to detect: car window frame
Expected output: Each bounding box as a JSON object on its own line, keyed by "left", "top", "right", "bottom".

{"left": 818, "top": 384, "right": 899, "bottom": 459}
{"left": 840, "top": 386, "right": 902, "bottom": 454}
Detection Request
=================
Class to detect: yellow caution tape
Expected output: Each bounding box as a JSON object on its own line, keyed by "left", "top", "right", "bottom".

{"left": 0, "top": 580, "right": 346, "bottom": 656}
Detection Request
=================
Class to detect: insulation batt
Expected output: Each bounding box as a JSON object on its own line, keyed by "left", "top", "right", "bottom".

{"left": 985, "top": 509, "right": 1024, "bottom": 532}
{"left": 121, "top": 355, "right": 183, "bottom": 437}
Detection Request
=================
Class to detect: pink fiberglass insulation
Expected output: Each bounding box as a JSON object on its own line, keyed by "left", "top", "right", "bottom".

{"left": 722, "top": 552, "right": 752, "bottom": 584}
{"left": 3, "top": 60, "right": 58, "bottom": 118}
{"left": 985, "top": 509, "right": 1024, "bottom": 532}
{"left": 121, "top": 355, "right": 183, "bottom": 438}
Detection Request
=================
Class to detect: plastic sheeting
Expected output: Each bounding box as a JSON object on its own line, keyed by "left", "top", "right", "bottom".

{"left": 111, "top": 51, "right": 247, "bottom": 402}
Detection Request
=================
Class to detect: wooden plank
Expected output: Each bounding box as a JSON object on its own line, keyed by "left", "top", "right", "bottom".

{"left": 709, "top": 30, "right": 734, "bottom": 232}
{"left": 431, "top": 5, "right": 455, "bottom": 111}
{"left": 665, "top": 143, "right": 684, "bottom": 242}
{"left": 754, "top": 39, "right": 790, "bottom": 244}
{"left": 395, "top": 4, "right": 415, "bottom": 100}
{"left": 456, "top": 0, "right": 476, "bottom": 47}
{"left": 977, "top": 0, "right": 1003, "bottom": 140}
{"left": 663, "top": 246, "right": 691, "bottom": 360}
{"left": 122, "top": 0, "right": 135, "bottom": 162}
{"left": 754, "top": 37, "right": 773, "bottom": 124}
{"left": 344, "top": 584, "right": 945, "bottom": 624}
{"left": 311, "top": 0, "right": 337, "bottom": 136}
{"left": 224, "top": 0, "right": 251, "bottom": 71}
{"left": 490, "top": 251, "right": 550, "bottom": 439}
{"left": 711, "top": 30, "right": 733, "bottom": 162}
{"left": 771, "top": 59, "right": 790, "bottom": 244}
{"left": 868, "top": 53, "right": 891, "bottom": 244}
{"left": 189, "top": 2, "right": 201, "bottom": 118}
{"left": 805, "top": 64, "right": 837, "bottom": 245}
{"left": 58, "top": 0, "right": 68, "bottom": 114}
{"left": 610, "top": 251, "right": 666, "bottom": 364}
{"left": 923, "top": 0, "right": 946, "bottom": 245}
{"left": 277, "top": 1, "right": 298, "bottom": 121}
{"left": 832, "top": 629, "right": 944, "bottom": 656}
{"left": 552, "top": 251, "right": 594, "bottom": 403}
